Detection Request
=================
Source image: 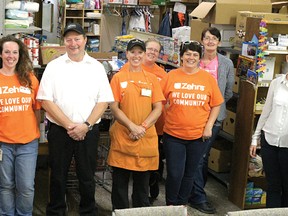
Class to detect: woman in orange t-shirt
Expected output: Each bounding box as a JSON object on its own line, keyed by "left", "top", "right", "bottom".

{"left": 107, "top": 39, "right": 165, "bottom": 210}
{"left": 0, "top": 35, "right": 41, "bottom": 215}
{"left": 160, "top": 41, "right": 224, "bottom": 206}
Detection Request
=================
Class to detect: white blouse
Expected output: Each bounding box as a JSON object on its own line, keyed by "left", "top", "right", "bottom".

{"left": 251, "top": 74, "right": 288, "bottom": 147}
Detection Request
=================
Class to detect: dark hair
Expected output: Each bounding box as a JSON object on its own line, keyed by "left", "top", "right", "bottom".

{"left": 201, "top": 27, "right": 221, "bottom": 42}
{"left": 180, "top": 41, "right": 203, "bottom": 58}
{"left": 0, "top": 35, "right": 34, "bottom": 89}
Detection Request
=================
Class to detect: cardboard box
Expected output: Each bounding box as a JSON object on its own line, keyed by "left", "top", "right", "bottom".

{"left": 190, "top": 19, "right": 210, "bottom": 42}
{"left": 88, "top": 52, "right": 118, "bottom": 62}
{"left": 189, "top": 0, "right": 272, "bottom": 24}
{"left": 123, "top": 0, "right": 138, "bottom": 5}
{"left": 208, "top": 139, "right": 232, "bottom": 172}
{"left": 222, "top": 110, "right": 236, "bottom": 136}
{"left": 105, "top": 0, "right": 123, "bottom": 4}
{"left": 40, "top": 46, "right": 66, "bottom": 65}
{"left": 235, "top": 11, "right": 288, "bottom": 48}
{"left": 211, "top": 24, "right": 236, "bottom": 47}
{"left": 138, "top": 0, "right": 152, "bottom": 5}
{"left": 233, "top": 69, "right": 240, "bottom": 93}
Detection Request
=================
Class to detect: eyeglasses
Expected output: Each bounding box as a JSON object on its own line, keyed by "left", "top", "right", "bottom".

{"left": 182, "top": 40, "right": 201, "bottom": 46}
{"left": 181, "top": 40, "right": 203, "bottom": 51}
{"left": 146, "top": 47, "right": 160, "bottom": 53}
{"left": 203, "top": 37, "right": 219, "bottom": 42}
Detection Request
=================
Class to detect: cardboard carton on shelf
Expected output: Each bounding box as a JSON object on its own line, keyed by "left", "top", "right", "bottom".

{"left": 40, "top": 46, "right": 66, "bottom": 65}
{"left": 190, "top": 19, "right": 235, "bottom": 47}
{"left": 208, "top": 139, "right": 232, "bottom": 173}
{"left": 222, "top": 110, "right": 236, "bottom": 136}
{"left": 233, "top": 68, "right": 240, "bottom": 93}
{"left": 138, "top": 0, "right": 152, "bottom": 5}
{"left": 235, "top": 11, "right": 288, "bottom": 49}
{"left": 189, "top": 0, "right": 272, "bottom": 25}
{"left": 190, "top": 19, "right": 210, "bottom": 42}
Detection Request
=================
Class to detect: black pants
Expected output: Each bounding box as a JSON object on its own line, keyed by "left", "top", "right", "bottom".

{"left": 149, "top": 135, "right": 164, "bottom": 198}
{"left": 46, "top": 123, "right": 99, "bottom": 216}
{"left": 261, "top": 131, "right": 288, "bottom": 208}
{"left": 111, "top": 167, "right": 150, "bottom": 210}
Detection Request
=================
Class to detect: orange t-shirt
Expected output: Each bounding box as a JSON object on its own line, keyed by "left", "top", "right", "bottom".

{"left": 0, "top": 73, "right": 41, "bottom": 144}
{"left": 120, "top": 62, "right": 167, "bottom": 135}
{"left": 107, "top": 68, "right": 165, "bottom": 171}
{"left": 161, "top": 68, "right": 224, "bottom": 140}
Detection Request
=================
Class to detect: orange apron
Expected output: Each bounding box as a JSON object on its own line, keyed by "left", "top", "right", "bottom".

{"left": 108, "top": 71, "right": 159, "bottom": 171}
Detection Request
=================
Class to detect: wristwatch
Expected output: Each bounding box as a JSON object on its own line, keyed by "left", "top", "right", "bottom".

{"left": 84, "top": 121, "right": 93, "bottom": 131}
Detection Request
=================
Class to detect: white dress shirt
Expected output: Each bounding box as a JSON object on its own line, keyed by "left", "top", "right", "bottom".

{"left": 251, "top": 74, "right": 288, "bottom": 147}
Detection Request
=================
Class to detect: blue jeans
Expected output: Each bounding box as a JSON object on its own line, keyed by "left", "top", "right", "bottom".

{"left": 0, "top": 139, "right": 38, "bottom": 216}
{"left": 189, "top": 125, "right": 221, "bottom": 204}
{"left": 163, "top": 133, "right": 209, "bottom": 205}
{"left": 261, "top": 131, "right": 288, "bottom": 208}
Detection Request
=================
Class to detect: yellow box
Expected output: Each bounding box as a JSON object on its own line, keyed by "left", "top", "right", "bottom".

{"left": 40, "top": 46, "right": 66, "bottom": 65}
{"left": 222, "top": 110, "right": 236, "bottom": 136}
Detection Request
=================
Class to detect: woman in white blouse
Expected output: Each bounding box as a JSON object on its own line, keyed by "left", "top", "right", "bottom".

{"left": 250, "top": 56, "right": 288, "bottom": 208}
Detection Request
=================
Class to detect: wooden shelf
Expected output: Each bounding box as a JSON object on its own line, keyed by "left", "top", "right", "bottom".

{"left": 66, "top": 17, "right": 83, "bottom": 19}
{"left": 5, "top": 26, "right": 42, "bottom": 35}
{"left": 244, "top": 204, "right": 266, "bottom": 209}
{"left": 264, "top": 50, "right": 288, "bottom": 55}
{"left": 62, "top": 0, "right": 103, "bottom": 51}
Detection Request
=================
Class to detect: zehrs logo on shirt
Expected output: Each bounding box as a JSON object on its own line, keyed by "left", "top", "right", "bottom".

{"left": 174, "top": 82, "right": 205, "bottom": 91}
{"left": 0, "top": 86, "right": 31, "bottom": 94}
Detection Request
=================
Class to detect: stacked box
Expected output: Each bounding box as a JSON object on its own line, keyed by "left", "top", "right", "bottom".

{"left": 222, "top": 110, "right": 236, "bottom": 136}
{"left": 138, "top": 0, "right": 152, "bottom": 5}
{"left": 208, "top": 139, "right": 232, "bottom": 172}
{"left": 245, "top": 182, "right": 266, "bottom": 205}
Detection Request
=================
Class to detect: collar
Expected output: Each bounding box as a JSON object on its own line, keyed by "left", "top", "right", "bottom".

{"left": 280, "top": 74, "right": 288, "bottom": 87}
{"left": 63, "top": 52, "right": 93, "bottom": 64}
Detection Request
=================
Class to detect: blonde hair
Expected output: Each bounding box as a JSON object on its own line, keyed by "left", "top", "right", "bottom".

{"left": 145, "top": 38, "right": 162, "bottom": 49}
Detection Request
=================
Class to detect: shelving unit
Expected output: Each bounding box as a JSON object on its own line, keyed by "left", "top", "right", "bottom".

{"left": 228, "top": 80, "right": 268, "bottom": 209}
{"left": 228, "top": 17, "right": 288, "bottom": 209}
{"left": 0, "top": 0, "right": 41, "bottom": 38}
{"left": 62, "top": 0, "right": 103, "bottom": 52}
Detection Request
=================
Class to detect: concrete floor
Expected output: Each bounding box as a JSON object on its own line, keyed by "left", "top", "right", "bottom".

{"left": 33, "top": 156, "right": 240, "bottom": 216}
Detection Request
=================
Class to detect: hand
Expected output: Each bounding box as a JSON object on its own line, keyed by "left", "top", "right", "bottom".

{"left": 250, "top": 145, "right": 257, "bottom": 158}
{"left": 202, "top": 127, "right": 212, "bottom": 142}
{"left": 128, "top": 124, "right": 146, "bottom": 141}
{"left": 202, "top": 136, "right": 211, "bottom": 142}
{"left": 67, "top": 123, "right": 87, "bottom": 141}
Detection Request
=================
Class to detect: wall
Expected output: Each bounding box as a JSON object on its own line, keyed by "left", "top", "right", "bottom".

{"left": 101, "top": 8, "right": 160, "bottom": 52}
{"left": 43, "top": 0, "right": 61, "bottom": 44}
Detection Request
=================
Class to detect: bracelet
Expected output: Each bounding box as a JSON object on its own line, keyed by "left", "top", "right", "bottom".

{"left": 141, "top": 122, "right": 148, "bottom": 130}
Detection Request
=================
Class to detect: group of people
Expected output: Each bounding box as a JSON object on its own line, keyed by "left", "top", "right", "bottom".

{"left": 0, "top": 22, "right": 287, "bottom": 216}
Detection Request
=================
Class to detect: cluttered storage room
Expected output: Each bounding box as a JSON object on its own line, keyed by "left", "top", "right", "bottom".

{"left": 1, "top": 0, "right": 288, "bottom": 215}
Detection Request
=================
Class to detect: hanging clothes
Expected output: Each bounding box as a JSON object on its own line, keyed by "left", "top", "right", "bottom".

{"left": 143, "top": 7, "right": 152, "bottom": 33}
{"left": 158, "top": 11, "right": 172, "bottom": 37}
{"left": 121, "top": 9, "right": 128, "bottom": 36}
{"left": 128, "top": 9, "right": 146, "bottom": 32}
{"left": 171, "top": 11, "right": 189, "bottom": 28}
